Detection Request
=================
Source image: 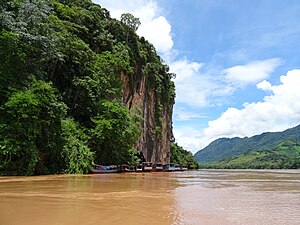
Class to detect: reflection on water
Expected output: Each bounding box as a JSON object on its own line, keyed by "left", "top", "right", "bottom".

{"left": 0, "top": 170, "right": 299, "bottom": 225}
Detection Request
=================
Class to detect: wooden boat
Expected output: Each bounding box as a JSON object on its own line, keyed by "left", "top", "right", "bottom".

{"left": 128, "top": 165, "right": 136, "bottom": 172}
{"left": 89, "top": 164, "right": 119, "bottom": 174}
{"left": 174, "top": 164, "right": 181, "bottom": 171}
{"left": 135, "top": 164, "right": 143, "bottom": 172}
{"left": 181, "top": 165, "right": 188, "bottom": 171}
{"left": 119, "top": 164, "right": 135, "bottom": 172}
{"left": 163, "top": 163, "right": 176, "bottom": 172}
{"left": 142, "top": 162, "right": 152, "bottom": 172}
{"left": 152, "top": 163, "right": 164, "bottom": 172}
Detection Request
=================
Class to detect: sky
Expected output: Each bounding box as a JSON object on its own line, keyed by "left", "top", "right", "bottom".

{"left": 93, "top": 0, "right": 300, "bottom": 153}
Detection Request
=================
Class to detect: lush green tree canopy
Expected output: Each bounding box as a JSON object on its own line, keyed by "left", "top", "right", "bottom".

{"left": 121, "top": 13, "right": 141, "bottom": 31}
{"left": 0, "top": 0, "right": 175, "bottom": 175}
{"left": 170, "top": 143, "right": 199, "bottom": 169}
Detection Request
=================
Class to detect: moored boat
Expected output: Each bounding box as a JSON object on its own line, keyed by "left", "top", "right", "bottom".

{"left": 119, "top": 164, "right": 136, "bottom": 172}
{"left": 142, "top": 162, "right": 152, "bottom": 172}
{"left": 128, "top": 165, "right": 136, "bottom": 172}
{"left": 135, "top": 164, "right": 143, "bottom": 172}
{"left": 163, "top": 163, "right": 176, "bottom": 172}
{"left": 89, "top": 164, "right": 119, "bottom": 174}
{"left": 181, "top": 165, "right": 188, "bottom": 171}
{"left": 89, "top": 163, "right": 188, "bottom": 174}
{"left": 174, "top": 164, "right": 181, "bottom": 171}
{"left": 152, "top": 163, "right": 164, "bottom": 172}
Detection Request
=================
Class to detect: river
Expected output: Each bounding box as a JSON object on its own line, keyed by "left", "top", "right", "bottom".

{"left": 0, "top": 170, "right": 299, "bottom": 225}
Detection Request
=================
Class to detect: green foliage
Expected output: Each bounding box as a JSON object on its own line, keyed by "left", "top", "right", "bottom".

{"left": 61, "top": 118, "right": 94, "bottom": 174}
{"left": 0, "top": 0, "right": 175, "bottom": 175}
{"left": 198, "top": 140, "right": 300, "bottom": 169}
{"left": 91, "top": 101, "right": 141, "bottom": 165}
{"left": 0, "top": 30, "right": 27, "bottom": 104}
{"left": 0, "top": 78, "right": 66, "bottom": 175}
{"left": 195, "top": 124, "right": 300, "bottom": 163}
{"left": 170, "top": 143, "right": 199, "bottom": 169}
{"left": 120, "top": 13, "right": 141, "bottom": 31}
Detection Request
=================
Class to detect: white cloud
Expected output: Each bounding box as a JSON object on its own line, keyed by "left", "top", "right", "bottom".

{"left": 197, "top": 69, "right": 300, "bottom": 151}
{"left": 170, "top": 59, "right": 203, "bottom": 81}
{"left": 93, "top": 0, "right": 173, "bottom": 54}
{"left": 137, "top": 16, "right": 173, "bottom": 53}
{"left": 170, "top": 59, "right": 210, "bottom": 107}
{"left": 224, "top": 58, "right": 282, "bottom": 86}
{"left": 173, "top": 126, "right": 202, "bottom": 153}
{"left": 174, "top": 107, "right": 206, "bottom": 121}
{"left": 256, "top": 80, "right": 272, "bottom": 91}
{"left": 170, "top": 58, "right": 283, "bottom": 111}
{"left": 170, "top": 59, "right": 234, "bottom": 108}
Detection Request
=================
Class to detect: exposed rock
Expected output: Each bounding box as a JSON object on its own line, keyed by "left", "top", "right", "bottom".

{"left": 120, "top": 71, "right": 174, "bottom": 163}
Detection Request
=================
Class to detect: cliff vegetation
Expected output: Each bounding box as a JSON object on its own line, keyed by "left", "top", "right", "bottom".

{"left": 0, "top": 0, "right": 175, "bottom": 175}
{"left": 170, "top": 143, "right": 199, "bottom": 169}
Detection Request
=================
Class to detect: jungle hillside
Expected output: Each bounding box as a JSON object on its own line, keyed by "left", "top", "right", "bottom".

{"left": 0, "top": 0, "right": 180, "bottom": 175}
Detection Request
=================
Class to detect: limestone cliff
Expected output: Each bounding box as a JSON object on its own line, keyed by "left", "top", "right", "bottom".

{"left": 121, "top": 70, "right": 174, "bottom": 163}
{"left": 0, "top": 0, "right": 176, "bottom": 175}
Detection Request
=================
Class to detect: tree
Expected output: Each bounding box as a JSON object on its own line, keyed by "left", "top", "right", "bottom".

{"left": 0, "top": 78, "right": 67, "bottom": 175}
{"left": 91, "top": 100, "right": 141, "bottom": 165}
{"left": 0, "top": 0, "right": 176, "bottom": 175}
{"left": 170, "top": 143, "right": 199, "bottom": 169}
{"left": 120, "top": 13, "right": 141, "bottom": 31}
{"left": 61, "top": 118, "right": 94, "bottom": 174}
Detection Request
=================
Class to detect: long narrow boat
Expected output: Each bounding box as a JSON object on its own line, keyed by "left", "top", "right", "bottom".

{"left": 152, "top": 163, "right": 164, "bottom": 172}
{"left": 174, "top": 164, "right": 181, "bottom": 171}
{"left": 142, "top": 162, "right": 153, "bottom": 172}
{"left": 163, "top": 163, "right": 176, "bottom": 172}
{"left": 180, "top": 165, "right": 188, "bottom": 171}
{"left": 135, "top": 164, "right": 143, "bottom": 172}
{"left": 119, "top": 164, "right": 136, "bottom": 172}
{"left": 89, "top": 164, "right": 119, "bottom": 174}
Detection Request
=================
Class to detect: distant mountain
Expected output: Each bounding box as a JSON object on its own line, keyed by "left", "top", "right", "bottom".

{"left": 194, "top": 124, "right": 300, "bottom": 163}
{"left": 198, "top": 140, "right": 300, "bottom": 169}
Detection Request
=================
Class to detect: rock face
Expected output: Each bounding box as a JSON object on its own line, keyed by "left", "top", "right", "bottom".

{"left": 121, "top": 71, "right": 174, "bottom": 163}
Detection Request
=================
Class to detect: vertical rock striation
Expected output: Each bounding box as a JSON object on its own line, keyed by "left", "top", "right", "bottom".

{"left": 121, "top": 71, "right": 174, "bottom": 163}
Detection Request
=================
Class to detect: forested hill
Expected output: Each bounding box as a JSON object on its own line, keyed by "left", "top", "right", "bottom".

{"left": 194, "top": 124, "right": 300, "bottom": 163}
{"left": 0, "top": 0, "right": 175, "bottom": 175}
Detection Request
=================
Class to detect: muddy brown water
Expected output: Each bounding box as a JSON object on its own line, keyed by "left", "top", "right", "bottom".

{"left": 0, "top": 170, "right": 299, "bottom": 225}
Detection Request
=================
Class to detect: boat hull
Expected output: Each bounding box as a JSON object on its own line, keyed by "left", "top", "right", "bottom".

{"left": 89, "top": 165, "right": 119, "bottom": 174}
{"left": 163, "top": 164, "right": 176, "bottom": 172}
{"left": 142, "top": 162, "right": 153, "bottom": 172}
{"left": 152, "top": 164, "right": 164, "bottom": 172}
{"left": 89, "top": 169, "right": 119, "bottom": 174}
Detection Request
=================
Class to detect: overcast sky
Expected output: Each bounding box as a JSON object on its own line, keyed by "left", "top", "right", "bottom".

{"left": 93, "top": 0, "right": 300, "bottom": 153}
